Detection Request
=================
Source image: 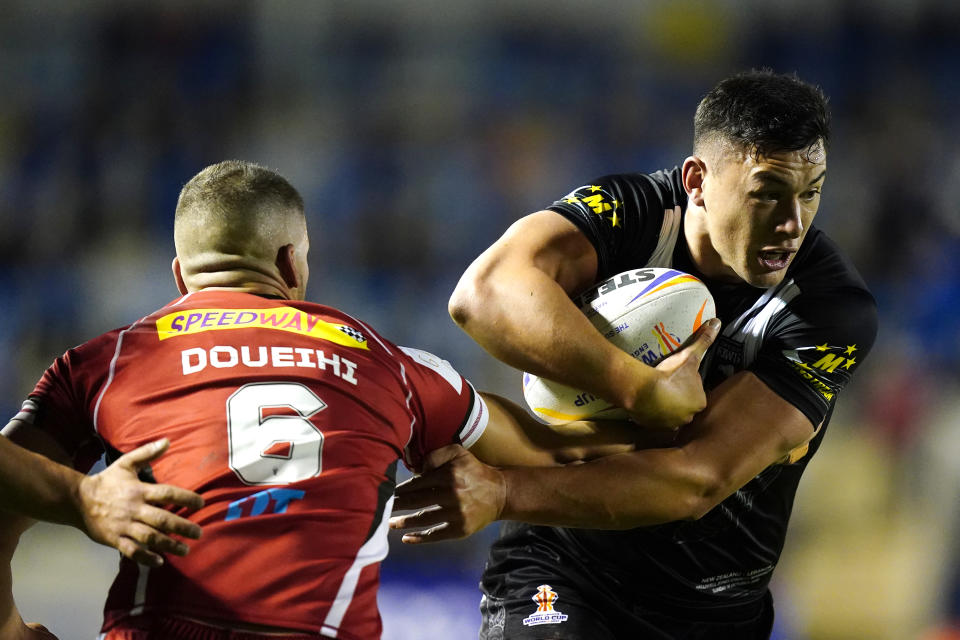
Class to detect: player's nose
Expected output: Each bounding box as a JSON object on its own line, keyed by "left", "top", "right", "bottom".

{"left": 775, "top": 199, "right": 804, "bottom": 238}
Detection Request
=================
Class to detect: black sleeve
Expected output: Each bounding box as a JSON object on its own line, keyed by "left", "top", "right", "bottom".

{"left": 545, "top": 171, "right": 681, "bottom": 281}
{"left": 750, "top": 287, "right": 878, "bottom": 427}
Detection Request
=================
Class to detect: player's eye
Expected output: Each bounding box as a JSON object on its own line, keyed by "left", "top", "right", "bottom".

{"left": 801, "top": 189, "right": 821, "bottom": 201}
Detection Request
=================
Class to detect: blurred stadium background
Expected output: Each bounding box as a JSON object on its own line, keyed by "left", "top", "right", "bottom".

{"left": 3, "top": 1, "right": 958, "bottom": 638}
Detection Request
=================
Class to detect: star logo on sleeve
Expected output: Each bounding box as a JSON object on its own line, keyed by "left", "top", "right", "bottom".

{"left": 555, "top": 185, "right": 622, "bottom": 229}
{"left": 781, "top": 343, "right": 861, "bottom": 401}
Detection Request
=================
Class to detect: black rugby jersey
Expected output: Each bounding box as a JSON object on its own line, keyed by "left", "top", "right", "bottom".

{"left": 485, "top": 167, "right": 878, "bottom": 613}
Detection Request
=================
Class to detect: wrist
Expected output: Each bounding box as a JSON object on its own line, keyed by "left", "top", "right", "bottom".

{"left": 495, "top": 467, "right": 513, "bottom": 522}
{"left": 604, "top": 352, "right": 659, "bottom": 415}
{"left": 492, "top": 467, "right": 507, "bottom": 521}
{"left": 64, "top": 472, "right": 90, "bottom": 531}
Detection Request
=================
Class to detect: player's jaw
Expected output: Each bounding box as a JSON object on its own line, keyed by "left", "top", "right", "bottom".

{"left": 748, "top": 245, "right": 799, "bottom": 286}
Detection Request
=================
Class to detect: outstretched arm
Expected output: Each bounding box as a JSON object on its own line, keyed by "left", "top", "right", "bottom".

{"left": 0, "top": 423, "right": 203, "bottom": 565}
{"left": 0, "top": 423, "right": 203, "bottom": 636}
{"left": 468, "top": 393, "right": 673, "bottom": 469}
{"left": 449, "top": 211, "right": 709, "bottom": 429}
{"left": 391, "top": 371, "right": 815, "bottom": 542}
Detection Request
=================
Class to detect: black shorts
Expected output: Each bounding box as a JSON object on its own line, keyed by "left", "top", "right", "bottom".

{"left": 478, "top": 532, "right": 775, "bottom": 640}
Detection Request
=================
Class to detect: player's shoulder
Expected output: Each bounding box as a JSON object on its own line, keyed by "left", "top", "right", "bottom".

{"left": 553, "top": 167, "right": 685, "bottom": 211}
{"left": 395, "top": 345, "right": 468, "bottom": 393}
{"left": 790, "top": 228, "right": 875, "bottom": 304}
{"left": 782, "top": 227, "right": 878, "bottom": 339}
{"left": 58, "top": 325, "right": 132, "bottom": 370}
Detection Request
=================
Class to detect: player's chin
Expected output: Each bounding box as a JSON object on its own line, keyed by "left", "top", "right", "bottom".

{"left": 741, "top": 264, "right": 790, "bottom": 289}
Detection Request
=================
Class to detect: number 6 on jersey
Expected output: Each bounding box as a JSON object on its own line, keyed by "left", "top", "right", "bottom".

{"left": 227, "top": 382, "right": 326, "bottom": 485}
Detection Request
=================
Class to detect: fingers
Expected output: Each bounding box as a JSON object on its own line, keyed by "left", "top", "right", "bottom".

{"left": 122, "top": 505, "right": 202, "bottom": 561}
{"left": 137, "top": 504, "right": 202, "bottom": 540}
{"left": 143, "top": 483, "right": 204, "bottom": 511}
{"left": 421, "top": 444, "right": 467, "bottom": 472}
{"left": 116, "top": 535, "right": 165, "bottom": 568}
{"left": 111, "top": 508, "right": 199, "bottom": 567}
{"left": 684, "top": 318, "right": 721, "bottom": 363}
{"left": 392, "top": 488, "right": 442, "bottom": 512}
{"left": 389, "top": 504, "right": 449, "bottom": 530}
{"left": 127, "top": 521, "right": 192, "bottom": 555}
{"left": 117, "top": 438, "right": 170, "bottom": 470}
{"left": 399, "top": 522, "right": 458, "bottom": 545}
{"left": 390, "top": 506, "right": 465, "bottom": 544}
{"left": 79, "top": 441, "right": 206, "bottom": 566}
{"left": 391, "top": 472, "right": 466, "bottom": 545}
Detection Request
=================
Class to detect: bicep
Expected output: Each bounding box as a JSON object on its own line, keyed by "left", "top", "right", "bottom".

{"left": 0, "top": 420, "right": 74, "bottom": 539}
{"left": 678, "top": 372, "right": 815, "bottom": 506}
{"left": 1, "top": 419, "right": 73, "bottom": 467}
{"left": 461, "top": 211, "right": 599, "bottom": 297}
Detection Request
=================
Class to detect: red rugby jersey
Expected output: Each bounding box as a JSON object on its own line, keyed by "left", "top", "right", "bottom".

{"left": 16, "top": 290, "right": 488, "bottom": 639}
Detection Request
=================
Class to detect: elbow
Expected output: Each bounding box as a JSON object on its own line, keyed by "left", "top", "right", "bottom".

{"left": 673, "top": 466, "right": 730, "bottom": 522}
{"left": 679, "top": 494, "right": 720, "bottom": 522}
{"left": 601, "top": 466, "right": 729, "bottom": 530}
{"left": 448, "top": 265, "right": 493, "bottom": 330}
{"left": 448, "top": 282, "right": 475, "bottom": 329}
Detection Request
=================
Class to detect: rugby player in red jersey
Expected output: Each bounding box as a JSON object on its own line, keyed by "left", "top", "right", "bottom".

{"left": 0, "top": 160, "right": 718, "bottom": 640}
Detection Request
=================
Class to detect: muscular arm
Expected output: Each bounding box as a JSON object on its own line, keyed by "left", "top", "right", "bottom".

{"left": 392, "top": 372, "right": 815, "bottom": 539}
{"left": 449, "top": 211, "right": 708, "bottom": 429}
{"left": 0, "top": 424, "right": 88, "bottom": 527}
{"left": 497, "top": 373, "right": 815, "bottom": 528}
{"left": 0, "top": 421, "right": 203, "bottom": 637}
{"left": 0, "top": 425, "right": 63, "bottom": 640}
{"left": 449, "top": 212, "right": 605, "bottom": 384}
{"left": 469, "top": 392, "right": 676, "bottom": 469}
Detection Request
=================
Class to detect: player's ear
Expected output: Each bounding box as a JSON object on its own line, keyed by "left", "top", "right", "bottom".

{"left": 276, "top": 244, "right": 300, "bottom": 291}
{"left": 172, "top": 257, "right": 189, "bottom": 295}
{"left": 682, "top": 156, "right": 707, "bottom": 207}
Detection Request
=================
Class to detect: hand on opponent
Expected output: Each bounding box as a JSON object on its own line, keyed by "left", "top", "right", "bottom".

{"left": 390, "top": 445, "right": 503, "bottom": 544}
{"left": 389, "top": 320, "right": 721, "bottom": 543}
{"left": 76, "top": 438, "right": 204, "bottom": 567}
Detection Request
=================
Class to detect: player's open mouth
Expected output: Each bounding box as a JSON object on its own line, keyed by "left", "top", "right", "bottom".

{"left": 758, "top": 250, "right": 793, "bottom": 271}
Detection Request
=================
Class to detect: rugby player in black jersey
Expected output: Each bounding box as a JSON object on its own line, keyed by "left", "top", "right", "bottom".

{"left": 391, "top": 70, "right": 878, "bottom": 639}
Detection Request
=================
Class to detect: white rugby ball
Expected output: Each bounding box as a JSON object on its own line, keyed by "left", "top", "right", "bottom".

{"left": 522, "top": 268, "right": 716, "bottom": 424}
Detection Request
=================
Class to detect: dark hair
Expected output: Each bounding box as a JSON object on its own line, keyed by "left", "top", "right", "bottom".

{"left": 175, "top": 160, "right": 304, "bottom": 223}
{"left": 694, "top": 69, "right": 830, "bottom": 159}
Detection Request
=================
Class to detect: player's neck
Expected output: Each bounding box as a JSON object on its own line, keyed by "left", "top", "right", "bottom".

{"left": 185, "top": 271, "right": 295, "bottom": 300}
{"left": 192, "top": 285, "right": 292, "bottom": 299}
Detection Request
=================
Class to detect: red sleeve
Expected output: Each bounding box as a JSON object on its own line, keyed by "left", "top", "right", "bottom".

{"left": 396, "top": 346, "right": 489, "bottom": 473}
{"left": 19, "top": 335, "right": 118, "bottom": 472}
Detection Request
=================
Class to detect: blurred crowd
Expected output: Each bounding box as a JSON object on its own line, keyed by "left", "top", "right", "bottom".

{"left": 2, "top": 1, "right": 958, "bottom": 639}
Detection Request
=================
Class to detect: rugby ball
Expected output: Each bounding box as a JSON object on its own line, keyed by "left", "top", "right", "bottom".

{"left": 522, "top": 268, "right": 716, "bottom": 424}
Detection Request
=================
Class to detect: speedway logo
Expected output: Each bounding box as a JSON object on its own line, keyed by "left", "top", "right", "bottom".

{"left": 522, "top": 585, "right": 568, "bottom": 627}
{"left": 156, "top": 307, "right": 368, "bottom": 350}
